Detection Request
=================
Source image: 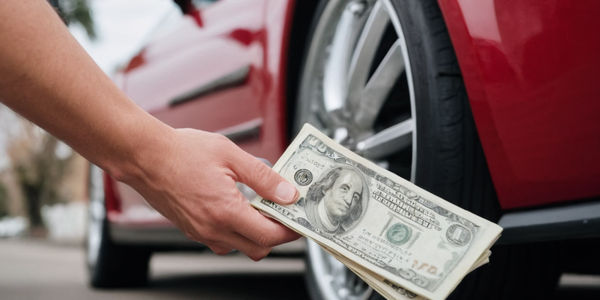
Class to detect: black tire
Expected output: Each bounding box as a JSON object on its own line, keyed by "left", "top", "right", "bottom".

{"left": 86, "top": 165, "right": 151, "bottom": 288}
{"left": 87, "top": 221, "right": 151, "bottom": 288}
{"left": 296, "top": 0, "right": 561, "bottom": 299}
{"left": 390, "top": 1, "right": 561, "bottom": 299}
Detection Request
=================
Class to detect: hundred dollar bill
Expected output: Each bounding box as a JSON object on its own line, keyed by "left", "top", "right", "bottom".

{"left": 330, "top": 247, "right": 491, "bottom": 300}
{"left": 317, "top": 238, "right": 491, "bottom": 300}
{"left": 251, "top": 124, "right": 502, "bottom": 300}
{"left": 318, "top": 241, "right": 424, "bottom": 300}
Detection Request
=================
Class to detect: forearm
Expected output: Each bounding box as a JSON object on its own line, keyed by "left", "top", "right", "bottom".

{"left": 0, "top": 0, "right": 171, "bottom": 180}
{"left": 0, "top": 0, "right": 301, "bottom": 260}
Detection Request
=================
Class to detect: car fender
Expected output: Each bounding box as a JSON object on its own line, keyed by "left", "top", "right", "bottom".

{"left": 438, "top": 0, "right": 600, "bottom": 209}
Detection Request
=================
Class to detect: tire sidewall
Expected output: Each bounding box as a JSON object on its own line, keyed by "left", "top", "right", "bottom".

{"left": 389, "top": 0, "right": 456, "bottom": 194}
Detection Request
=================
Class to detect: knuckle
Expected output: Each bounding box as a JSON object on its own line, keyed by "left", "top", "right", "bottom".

{"left": 211, "top": 246, "right": 231, "bottom": 256}
{"left": 207, "top": 208, "right": 230, "bottom": 225}
{"left": 212, "top": 211, "right": 227, "bottom": 224}
{"left": 216, "top": 248, "right": 231, "bottom": 255}
{"left": 206, "top": 133, "right": 234, "bottom": 154}
{"left": 249, "top": 248, "right": 271, "bottom": 261}
{"left": 214, "top": 134, "right": 232, "bottom": 146}
{"left": 183, "top": 228, "right": 201, "bottom": 242}
{"left": 213, "top": 133, "right": 234, "bottom": 149}
{"left": 203, "top": 229, "right": 222, "bottom": 244}
{"left": 252, "top": 160, "right": 275, "bottom": 182}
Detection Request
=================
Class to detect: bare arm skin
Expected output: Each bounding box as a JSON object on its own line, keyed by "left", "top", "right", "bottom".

{"left": 0, "top": 0, "right": 299, "bottom": 260}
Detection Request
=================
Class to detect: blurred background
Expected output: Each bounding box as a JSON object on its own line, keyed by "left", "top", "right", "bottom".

{"left": 0, "top": 1, "right": 310, "bottom": 299}
{"left": 1, "top": 1, "right": 599, "bottom": 299}
{"left": 0, "top": 0, "right": 174, "bottom": 242}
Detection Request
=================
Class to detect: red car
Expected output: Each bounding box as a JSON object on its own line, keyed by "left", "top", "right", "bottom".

{"left": 86, "top": 0, "right": 600, "bottom": 299}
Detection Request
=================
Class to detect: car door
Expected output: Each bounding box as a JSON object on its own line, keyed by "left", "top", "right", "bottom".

{"left": 123, "top": 0, "right": 269, "bottom": 156}
{"left": 113, "top": 0, "right": 276, "bottom": 223}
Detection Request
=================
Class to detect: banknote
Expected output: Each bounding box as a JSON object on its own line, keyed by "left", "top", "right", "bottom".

{"left": 251, "top": 124, "right": 502, "bottom": 299}
{"left": 317, "top": 240, "right": 424, "bottom": 300}
{"left": 329, "top": 245, "right": 491, "bottom": 300}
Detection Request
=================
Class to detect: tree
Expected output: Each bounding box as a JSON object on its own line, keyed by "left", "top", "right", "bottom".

{"left": 0, "top": 1, "right": 95, "bottom": 231}
{"left": 0, "top": 182, "right": 8, "bottom": 218}
{"left": 49, "top": 0, "right": 96, "bottom": 40}
{"left": 4, "top": 118, "right": 75, "bottom": 230}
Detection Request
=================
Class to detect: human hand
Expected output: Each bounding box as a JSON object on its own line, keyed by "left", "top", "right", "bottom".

{"left": 0, "top": 0, "right": 298, "bottom": 262}
{"left": 122, "top": 128, "right": 300, "bottom": 261}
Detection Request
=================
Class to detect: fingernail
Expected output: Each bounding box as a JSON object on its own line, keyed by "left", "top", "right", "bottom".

{"left": 275, "top": 182, "right": 298, "bottom": 204}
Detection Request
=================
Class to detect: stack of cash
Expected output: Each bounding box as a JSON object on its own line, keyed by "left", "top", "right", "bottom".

{"left": 251, "top": 124, "right": 502, "bottom": 300}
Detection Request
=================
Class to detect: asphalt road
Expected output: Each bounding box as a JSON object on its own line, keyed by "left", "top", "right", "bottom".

{"left": 0, "top": 238, "right": 308, "bottom": 300}
{"left": 1, "top": 238, "right": 599, "bottom": 300}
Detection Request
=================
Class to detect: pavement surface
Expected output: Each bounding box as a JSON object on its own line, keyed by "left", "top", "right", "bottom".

{"left": 0, "top": 238, "right": 307, "bottom": 300}
{"left": 0, "top": 238, "right": 599, "bottom": 299}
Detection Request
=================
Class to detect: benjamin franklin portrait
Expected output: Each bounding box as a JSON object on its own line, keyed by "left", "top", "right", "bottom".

{"left": 303, "top": 166, "right": 367, "bottom": 235}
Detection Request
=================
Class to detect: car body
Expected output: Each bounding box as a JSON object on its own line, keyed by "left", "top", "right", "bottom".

{"left": 87, "top": 0, "right": 600, "bottom": 298}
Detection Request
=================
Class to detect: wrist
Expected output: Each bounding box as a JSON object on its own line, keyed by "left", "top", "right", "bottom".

{"left": 104, "top": 114, "right": 176, "bottom": 186}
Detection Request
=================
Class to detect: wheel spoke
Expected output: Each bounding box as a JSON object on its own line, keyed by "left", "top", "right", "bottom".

{"left": 347, "top": 1, "right": 389, "bottom": 104}
{"left": 323, "top": 1, "right": 367, "bottom": 112}
{"left": 303, "top": 2, "right": 415, "bottom": 299}
{"left": 356, "top": 118, "right": 414, "bottom": 160}
{"left": 354, "top": 40, "right": 404, "bottom": 129}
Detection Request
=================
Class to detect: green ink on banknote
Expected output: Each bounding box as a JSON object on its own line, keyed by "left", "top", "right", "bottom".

{"left": 386, "top": 223, "right": 412, "bottom": 246}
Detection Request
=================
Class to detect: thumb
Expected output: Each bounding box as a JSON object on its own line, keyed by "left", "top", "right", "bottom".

{"left": 229, "top": 147, "right": 298, "bottom": 205}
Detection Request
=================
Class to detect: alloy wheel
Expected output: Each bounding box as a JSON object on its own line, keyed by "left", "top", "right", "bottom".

{"left": 296, "top": 0, "right": 417, "bottom": 299}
